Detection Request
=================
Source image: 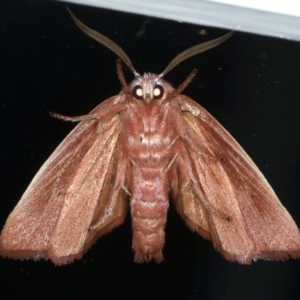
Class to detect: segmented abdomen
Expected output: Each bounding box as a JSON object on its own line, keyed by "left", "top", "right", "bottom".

{"left": 123, "top": 103, "right": 179, "bottom": 262}
{"left": 130, "top": 165, "right": 170, "bottom": 262}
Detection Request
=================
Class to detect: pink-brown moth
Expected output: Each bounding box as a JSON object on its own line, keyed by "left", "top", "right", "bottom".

{"left": 1, "top": 9, "right": 300, "bottom": 265}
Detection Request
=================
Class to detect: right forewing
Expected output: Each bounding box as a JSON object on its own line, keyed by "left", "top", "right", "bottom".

{"left": 174, "top": 95, "right": 300, "bottom": 264}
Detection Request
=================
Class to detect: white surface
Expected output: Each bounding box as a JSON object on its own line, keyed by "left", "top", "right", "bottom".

{"left": 64, "top": 0, "right": 300, "bottom": 41}
{"left": 212, "top": 0, "right": 300, "bottom": 17}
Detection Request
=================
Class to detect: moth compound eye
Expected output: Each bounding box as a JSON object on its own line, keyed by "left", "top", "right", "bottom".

{"left": 132, "top": 85, "right": 143, "bottom": 100}
{"left": 153, "top": 85, "right": 164, "bottom": 100}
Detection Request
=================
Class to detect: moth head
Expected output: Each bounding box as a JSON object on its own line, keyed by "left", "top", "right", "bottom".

{"left": 129, "top": 73, "right": 174, "bottom": 103}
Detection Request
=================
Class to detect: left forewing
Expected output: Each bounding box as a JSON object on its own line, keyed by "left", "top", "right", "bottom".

{"left": 0, "top": 97, "right": 128, "bottom": 264}
{"left": 174, "top": 95, "right": 300, "bottom": 264}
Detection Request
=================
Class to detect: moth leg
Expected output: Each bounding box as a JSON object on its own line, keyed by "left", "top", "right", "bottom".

{"left": 50, "top": 111, "right": 101, "bottom": 122}
{"left": 50, "top": 102, "right": 127, "bottom": 123}
{"left": 50, "top": 93, "right": 129, "bottom": 125}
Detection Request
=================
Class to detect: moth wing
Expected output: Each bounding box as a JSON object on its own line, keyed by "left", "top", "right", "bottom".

{"left": 0, "top": 96, "right": 128, "bottom": 265}
{"left": 174, "top": 95, "right": 300, "bottom": 264}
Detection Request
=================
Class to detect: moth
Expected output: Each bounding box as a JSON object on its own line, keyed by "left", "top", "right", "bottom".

{"left": 1, "top": 9, "right": 300, "bottom": 265}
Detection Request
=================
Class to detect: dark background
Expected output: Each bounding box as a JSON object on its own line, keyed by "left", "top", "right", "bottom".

{"left": 1, "top": 0, "right": 299, "bottom": 299}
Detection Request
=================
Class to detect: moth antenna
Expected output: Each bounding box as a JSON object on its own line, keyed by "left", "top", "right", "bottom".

{"left": 159, "top": 31, "right": 234, "bottom": 78}
{"left": 67, "top": 7, "right": 140, "bottom": 77}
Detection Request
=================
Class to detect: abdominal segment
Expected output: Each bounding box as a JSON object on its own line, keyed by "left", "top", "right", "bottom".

{"left": 129, "top": 166, "right": 170, "bottom": 262}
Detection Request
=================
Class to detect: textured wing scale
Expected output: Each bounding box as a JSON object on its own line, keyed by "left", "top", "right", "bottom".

{"left": 175, "top": 95, "right": 300, "bottom": 264}
{"left": 0, "top": 97, "right": 127, "bottom": 265}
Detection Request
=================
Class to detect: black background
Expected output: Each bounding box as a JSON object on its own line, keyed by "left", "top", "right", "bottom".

{"left": 1, "top": 0, "right": 300, "bottom": 299}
